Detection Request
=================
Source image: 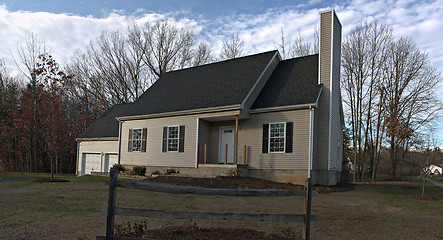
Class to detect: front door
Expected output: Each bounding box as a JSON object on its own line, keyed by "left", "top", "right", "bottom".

{"left": 219, "top": 126, "right": 234, "bottom": 163}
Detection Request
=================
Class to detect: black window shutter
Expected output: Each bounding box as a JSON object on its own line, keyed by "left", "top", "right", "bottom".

{"left": 285, "top": 122, "right": 293, "bottom": 153}
{"left": 162, "top": 127, "right": 167, "bottom": 152}
{"left": 128, "top": 129, "right": 133, "bottom": 152}
{"left": 262, "top": 124, "right": 269, "bottom": 153}
{"left": 179, "top": 125, "right": 185, "bottom": 152}
{"left": 141, "top": 128, "right": 147, "bottom": 152}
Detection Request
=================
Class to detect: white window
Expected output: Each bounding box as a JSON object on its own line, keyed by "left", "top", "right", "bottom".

{"left": 167, "top": 126, "right": 179, "bottom": 152}
{"left": 132, "top": 129, "right": 142, "bottom": 152}
{"left": 269, "top": 122, "right": 285, "bottom": 153}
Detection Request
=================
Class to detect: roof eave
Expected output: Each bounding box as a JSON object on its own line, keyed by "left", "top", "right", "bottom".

{"left": 116, "top": 104, "right": 242, "bottom": 121}
{"left": 249, "top": 103, "right": 317, "bottom": 114}
{"left": 76, "top": 137, "right": 119, "bottom": 142}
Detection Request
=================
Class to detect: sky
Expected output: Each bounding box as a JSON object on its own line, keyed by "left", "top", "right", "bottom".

{"left": 0, "top": 0, "right": 442, "bottom": 144}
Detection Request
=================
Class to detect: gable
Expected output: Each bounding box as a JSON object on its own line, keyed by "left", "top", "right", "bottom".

{"left": 121, "top": 51, "right": 278, "bottom": 118}
{"left": 251, "top": 54, "right": 321, "bottom": 110}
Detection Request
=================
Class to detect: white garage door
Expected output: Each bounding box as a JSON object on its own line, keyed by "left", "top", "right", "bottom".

{"left": 104, "top": 154, "right": 118, "bottom": 173}
{"left": 81, "top": 153, "right": 102, "bottom": 175}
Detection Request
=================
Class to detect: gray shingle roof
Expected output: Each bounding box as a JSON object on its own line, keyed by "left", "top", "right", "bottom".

{"left": 251, "top": 54, "right": 321, "bottom": 109}
{"left": 78, "top": 52, "right": 322, "bottom": 139}
{"left": 78, "top": 104, "right": 128, "bottom": 139}
{"left": 121, "top": 50, "right": 277, "bottom": 117}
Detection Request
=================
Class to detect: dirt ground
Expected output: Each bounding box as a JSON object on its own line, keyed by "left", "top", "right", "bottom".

{"left": 139, "top": 175, "right": 355, "bottom": 193}
{"left": 0, "top": 173, "right": 441, "bottom": 240}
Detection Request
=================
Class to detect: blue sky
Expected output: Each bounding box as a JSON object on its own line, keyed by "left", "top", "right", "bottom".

{"left": 0, "top": 0, "right": 442, "bottom": 145}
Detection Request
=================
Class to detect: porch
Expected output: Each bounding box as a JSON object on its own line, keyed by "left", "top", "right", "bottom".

{"left": 196, "top": 114, "right": 248, "bottom": 166}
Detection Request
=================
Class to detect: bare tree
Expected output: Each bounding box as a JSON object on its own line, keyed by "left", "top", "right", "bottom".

{"left": 12, "top": 33, "right": 48, "bottom": 86}
{"left": 86, "top": 30, "right": 148, "bottom": 103}
{"left": 274, "top": 28, "right": 289, "bottom": 59}
{"left": 192, "top": 42, "right": 215, "bottom": 66}
{"left": 341, "top": 21, "right": 393, "bottom": 182}
{"left": 129, "top": 20, "right": 195, "bottom": 79}
{"left": 383, "top": 37, "right": 441, "bottom": 180}
{"left": 220, "top": 32, "right": 245, "bottom": 60}
{"left": 274, "top": 28, "right": 318, "bottom": 60}
{"left": 290, "top": 30, "right": 312, "bottom": 58}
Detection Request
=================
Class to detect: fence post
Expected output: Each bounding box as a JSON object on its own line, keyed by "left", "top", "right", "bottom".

{"left": 303, "top": 178, "right": 312, "bottom": 240}
{"left": 106, "top": 167, "right": 118, "bottom": 240}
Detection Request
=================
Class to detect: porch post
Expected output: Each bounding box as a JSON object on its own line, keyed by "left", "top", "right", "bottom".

{"left": 234, "top": 115, "right": 238, "bottom": 164}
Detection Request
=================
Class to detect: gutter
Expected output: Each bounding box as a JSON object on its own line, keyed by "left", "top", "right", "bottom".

{"left": 249, "top": 103, "right": 317, "bottom": 114}
{"left": 116, "top": 104, "right": 242, "bottom": 121}
{"left": 75, "top": 137, "right": 118, "bottom": 141}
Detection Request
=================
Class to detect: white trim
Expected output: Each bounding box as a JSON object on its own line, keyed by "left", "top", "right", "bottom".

{"left": 218, "top": 126, "right": 235, "bottom": 163}
{"left": 315, "top": 86, "right": 323, "bottom": 106}
{"left": 131, "top": 128, "right": 143, "bottom": 152}
{"left": 195, "top": 118, "right": 200, "bottom": 168}
{"left": 241, "top": 51, "right": 279, "bottom": 109}
{"left": 309, "top": 108, "right": 315, "bottom": 177}
{"left": 117, "top": 121, "right": 122, "bottom": 164}
{"left": 249, "top": 103, "right": 316, "bottom": 114}
{"left": 167, "top": 125, "right": 180, "bottom": 152}
{"left": 76, "top": 141, "right": 80, "bottom": 175}
{"left": 116, "top": 104, "right": 241, "bottom": 121}
{"left": 76, "top": 137, "right": 118, "bottom": 141}
{"left": 268, "top": 122, "right": 286, "bottom": 153}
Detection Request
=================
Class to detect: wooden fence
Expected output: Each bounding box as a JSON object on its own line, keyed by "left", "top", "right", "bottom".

{"left": 97, "top": 167, "right": 315, "bottom": 240}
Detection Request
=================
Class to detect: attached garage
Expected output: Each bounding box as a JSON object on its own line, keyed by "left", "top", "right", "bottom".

{"left": 81, "top": 153, "right": 102, "bottom": 175}
{"left": 104, "top": 153, "right": 118, "bottom": 173}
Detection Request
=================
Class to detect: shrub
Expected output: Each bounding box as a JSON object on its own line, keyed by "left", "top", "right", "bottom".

{"left": 165, "top": 168, "right": 178, "bottom": 174}
{"left": 132, "top": 166, "right": 147, "bottom": 176}
{"left": 112, "top": 164, "right": 126, "bottom": 173}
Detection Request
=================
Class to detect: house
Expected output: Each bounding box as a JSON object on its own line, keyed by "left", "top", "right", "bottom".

{"left": 425, "top": 164, "right": 443, "bottom": 175}
{"left": 76, "top": 9, "right": 344, "bottom": 185}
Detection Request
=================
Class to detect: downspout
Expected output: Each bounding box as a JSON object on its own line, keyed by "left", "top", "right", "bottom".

{"left": 117, "top": 120, "right": 122, "bottom": 164}
{"left": 76, "top": 140, "right": 80, "bottom": 176}
{"left": 195, "top": 118, "right": 200, "bottom": 168}
{"left": 309, "top": 106, "right": 315, "bottom": 179}
{"left": 234, "top": 115, "right": 239, "bottom": 164}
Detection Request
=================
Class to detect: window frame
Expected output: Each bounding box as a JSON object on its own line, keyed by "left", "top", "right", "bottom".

{"left": 268, "top": 122, "right": 286, "bottom": 153}
{"left": 167, "top": 125, "right": 180, "bottom": 152}
{"left": 131, "top": 128, "right": 143, "bottom": 152}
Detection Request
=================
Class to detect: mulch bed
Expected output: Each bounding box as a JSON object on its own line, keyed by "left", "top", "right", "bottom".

{"left": 32, "top": 177, "right": 70, "bottom": 183}
{"left": 139, "top": 175, "right": 354, "bottom": 193}
{"left": 114, "top": 224, "right": 296, "bottom": 240}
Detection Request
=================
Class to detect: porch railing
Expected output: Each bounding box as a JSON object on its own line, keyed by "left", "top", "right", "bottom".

{"left": 198, "top": 144, "right": 248, "bottom": 165}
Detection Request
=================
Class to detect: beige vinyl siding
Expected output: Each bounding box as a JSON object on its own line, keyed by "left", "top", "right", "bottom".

{"left": 329, "top": 13, "right": 343, "bottom": 171}
{"left": 120, "top": 110, "right": 239, "bottom": 168}
{"left": 242, "top": 54, "right": 279, "bottom": 110}
{"left": 238, "top": 109, "right": 311, "bottom": 170}
{"left": 197, "top": 119, "right": 210, "bottom": 163}
{"left": 316, "top": 10, "right": 333, "bottom": 171}
{"left": 77, "top": 140, "right": 118, "bottom": 173}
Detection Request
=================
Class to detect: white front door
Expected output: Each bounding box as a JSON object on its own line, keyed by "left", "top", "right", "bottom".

{"left": 219, "top": 126, "right": 234, "bottom": 164}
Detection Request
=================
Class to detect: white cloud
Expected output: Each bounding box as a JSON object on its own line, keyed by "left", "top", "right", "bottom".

{"left": 0, "top": 1, "right": 442, "bottom": 141}
{"left": 0, "top": 5, "right": 201, "bottom": 72}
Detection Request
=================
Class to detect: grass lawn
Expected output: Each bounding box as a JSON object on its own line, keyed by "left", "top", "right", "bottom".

{"left": 0, "top": 173, "right": 442, "bottom": 240}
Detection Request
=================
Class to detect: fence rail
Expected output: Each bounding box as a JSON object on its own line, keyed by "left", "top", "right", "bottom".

{"left": 97, "top": 167, "right": 315, "bottom": 240}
